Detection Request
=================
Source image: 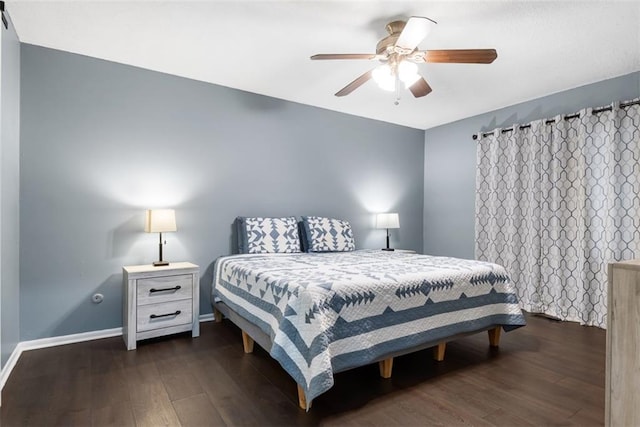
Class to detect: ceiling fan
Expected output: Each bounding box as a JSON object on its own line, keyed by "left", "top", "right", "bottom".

{"left": 311, "top": 16, "right": 497, "bottom": 103}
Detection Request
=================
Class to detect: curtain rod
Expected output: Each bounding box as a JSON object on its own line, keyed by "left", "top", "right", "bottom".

{"left": 0, "top": 1, "right": 7, "bottom": 30}
{"left": 472, "top": 99, "right": 640, "bottom": 141}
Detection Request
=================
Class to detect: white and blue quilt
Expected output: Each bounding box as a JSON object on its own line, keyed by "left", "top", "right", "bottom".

{"left": 212, "top": 250, "right": 525, "bottom": 406}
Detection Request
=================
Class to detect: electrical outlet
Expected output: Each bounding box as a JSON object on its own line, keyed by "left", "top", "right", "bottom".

{"left": 92, "top": 293, "right": 104, "bottom": 304}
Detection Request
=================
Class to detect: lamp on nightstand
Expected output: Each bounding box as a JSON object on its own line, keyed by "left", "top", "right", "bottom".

{"left": 145, "top": 209, "right": 177, "bottom": 266}
{"left": 376, "top": 213, "right": 400, "bottom": 251}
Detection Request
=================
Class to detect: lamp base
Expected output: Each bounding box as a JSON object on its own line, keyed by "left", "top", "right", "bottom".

{"left": 153, "top": 261, "right": 170, "bottom": 267}
{"left": 381, "top": 248, "right": 395, "bottom": 251}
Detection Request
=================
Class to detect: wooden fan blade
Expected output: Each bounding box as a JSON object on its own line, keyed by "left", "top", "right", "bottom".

{"left": 311, "top": 54, "right": 378, "bottom": 60}
{"left": 409, "top": 77, "right": 432, "bottom": 98}
{"left": 423, "top": 49, "right": 497, "bottom": 64}
{"left": 395, "top": 16, "right": 437, "bottom": 51}
{"left": 335, "top": 70, "right": 373, "bottom": 97}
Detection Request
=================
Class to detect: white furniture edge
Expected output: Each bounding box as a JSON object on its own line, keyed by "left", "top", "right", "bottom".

{"left": 0, "top": 312, "right": 215, "bottom": 400}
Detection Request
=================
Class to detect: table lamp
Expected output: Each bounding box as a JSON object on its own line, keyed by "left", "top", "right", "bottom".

{"left": 145, "top": 209, "right": 177, "bottom": 266}
{"left": 376, "top": 213, "right": 400, "bottom": 251}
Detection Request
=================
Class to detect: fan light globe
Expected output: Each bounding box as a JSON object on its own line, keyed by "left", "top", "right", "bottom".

{"left": 398, "top": 61, "right": 420, "bottom": 86}
{"left": 372, "top": 64, "right": 396, "bottom": 91}
{"left": 373, "top": 62, "right": 420, "bottom": 92}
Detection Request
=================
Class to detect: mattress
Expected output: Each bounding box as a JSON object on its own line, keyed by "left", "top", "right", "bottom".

{"left": 212, "top": 249, "right": 526, "bottom": 404}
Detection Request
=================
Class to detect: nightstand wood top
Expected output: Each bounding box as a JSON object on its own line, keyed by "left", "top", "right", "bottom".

{"left": 123, "top": 262, "right": 199, "bottom": 275}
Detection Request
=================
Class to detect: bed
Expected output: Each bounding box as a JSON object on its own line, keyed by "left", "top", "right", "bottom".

{"left": 212, "top": 220, "right": 526, "bottom": 410}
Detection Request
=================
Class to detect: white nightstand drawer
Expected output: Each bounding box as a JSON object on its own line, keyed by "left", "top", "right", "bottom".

{"left": 136, "top": 299, "right": 193, "bottom": 332}
{"left": 137, "top": 274, "right": 193, "bottom": 305}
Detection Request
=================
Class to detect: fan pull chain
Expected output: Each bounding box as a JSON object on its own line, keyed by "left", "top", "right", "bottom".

{"left": 394, "top": 73, "right": 401, "bottom": 105}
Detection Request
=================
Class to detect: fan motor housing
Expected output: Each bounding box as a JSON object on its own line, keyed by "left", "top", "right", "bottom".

{"left": 376, "top": 20, "right": 406, "bottom": 55}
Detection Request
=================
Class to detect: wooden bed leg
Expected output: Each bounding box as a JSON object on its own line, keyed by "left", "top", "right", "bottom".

{"left": 433, "top": 342, "right": 446, "bottom": 361}
{"left": 213, "top": 307, "right": 223, "bottom": 323}
{"left": 378, "top": 357, "right": 394, "bottom": 379}
{"left": 488, "top": 326, "right": 501, "bottom": 347}
{"left": 297, "top": 384, "right": 311, "bottom": 410}
{"left": 241, "top": 330, "right": 254, "bottom": 353}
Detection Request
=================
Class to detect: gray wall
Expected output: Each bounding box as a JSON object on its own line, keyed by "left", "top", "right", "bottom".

{"left": 424, "top": 71, "right": 640, "bottom": 259}
{"left": 1, "top": 11, "right": 21, "bottom": 367}
{"left": 20, "top": 44, "right": 424, "bottom": 341}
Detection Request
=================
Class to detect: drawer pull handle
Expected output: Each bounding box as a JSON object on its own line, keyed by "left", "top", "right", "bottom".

{"left": 150, "top": 310, "right": 181, "bottom": 319}
{"left": 149, "top": 285, "right": 181, "bottom": 293}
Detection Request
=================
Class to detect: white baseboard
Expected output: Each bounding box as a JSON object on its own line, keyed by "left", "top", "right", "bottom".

{"left": 20, "top": 327, "right": 124, "bottom": 352}
{"left": 0, "top": 342, "right": 23, "bottom": 392}
{"left": 199, "top": 313, "right": 215, "bottom": 322}
{"left": 0, "top": 313, "right": 216, "bottom": 400}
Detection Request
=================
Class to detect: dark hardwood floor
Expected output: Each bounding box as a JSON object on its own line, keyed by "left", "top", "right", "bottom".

{"left": 1, "top": 313, "right": 605, "bottom": 426}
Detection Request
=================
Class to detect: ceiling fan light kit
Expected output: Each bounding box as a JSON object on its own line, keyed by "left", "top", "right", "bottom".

{"left": 372, "top": 62, "right": 421, "bottom": 92}
{"left": 311, "top": 16, "right": 497, "bottom": 103}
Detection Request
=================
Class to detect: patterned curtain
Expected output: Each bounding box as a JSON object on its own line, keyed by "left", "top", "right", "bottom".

{"left": 476, "top": 99, "right": 640, "bottom": 328}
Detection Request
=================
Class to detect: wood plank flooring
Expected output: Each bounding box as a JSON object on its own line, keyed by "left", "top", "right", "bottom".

{"left": 1, "top": 313, "right": 605, "bottom": 426}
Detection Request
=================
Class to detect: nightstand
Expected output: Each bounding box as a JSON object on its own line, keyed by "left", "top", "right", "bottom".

{"left": 122, "top": 262, "right": 200, "bottom": 350}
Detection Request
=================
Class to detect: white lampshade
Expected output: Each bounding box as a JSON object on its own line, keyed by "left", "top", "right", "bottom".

{"left": 145, "top": 209, "right": 177, "bottom": 233}
{"left": 376, "top": 213, "right": 400, "bottom": 229}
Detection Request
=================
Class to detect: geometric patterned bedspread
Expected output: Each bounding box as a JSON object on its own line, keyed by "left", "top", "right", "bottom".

{"left": 212, "top": 250, "right": 526, "bottom": 406}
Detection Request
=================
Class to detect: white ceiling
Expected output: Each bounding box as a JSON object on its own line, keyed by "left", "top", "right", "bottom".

{"left": 7, "top": 1, "right": 640, "bottom": 130}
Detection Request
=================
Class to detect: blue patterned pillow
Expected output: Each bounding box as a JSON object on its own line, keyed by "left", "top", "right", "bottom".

{"left": 301, "top": 216, "right": 355, "bottom": 252}
{"left": 236, "top": 216, "right": 301, "bottom": 254}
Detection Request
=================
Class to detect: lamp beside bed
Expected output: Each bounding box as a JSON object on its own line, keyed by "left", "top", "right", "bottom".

{"left": 145, "top": 209, "right": 177, "bottom": 266}
{"left": 376, "top": 212, "right": 400, "bottom": 251}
